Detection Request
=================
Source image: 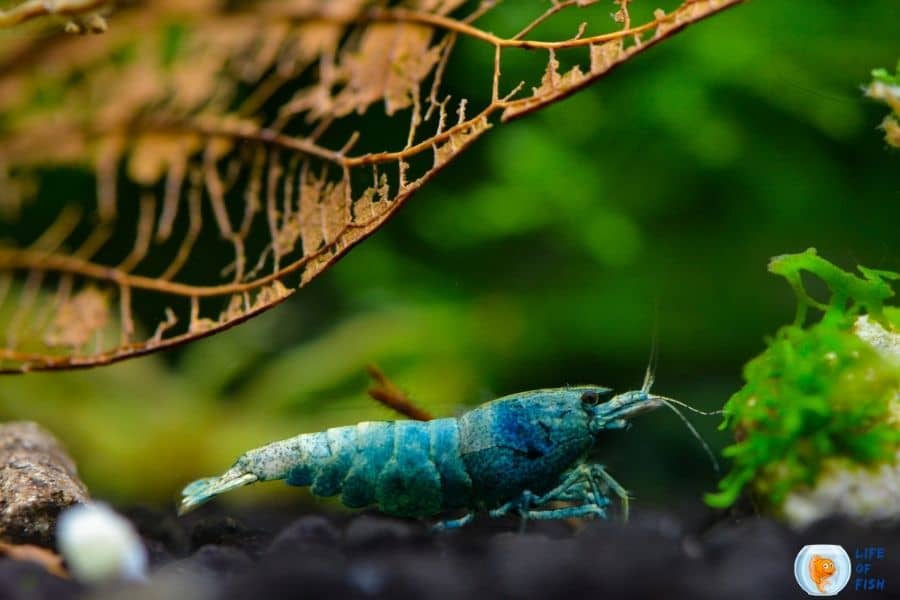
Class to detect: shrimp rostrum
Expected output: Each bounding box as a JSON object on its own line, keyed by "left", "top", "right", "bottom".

{"left": 179, "top": 373, "right": 716, "bottom": 530}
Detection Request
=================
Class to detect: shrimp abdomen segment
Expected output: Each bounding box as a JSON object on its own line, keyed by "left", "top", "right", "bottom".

{"left": 280, "top": 419, "right": 472, "bottom": 517}
{"left": 429, "top": 418, "right": 472, "bottom": 509}
{"left": 340, "top": 421, "right": 395, "bottom": 507}
{"left": 375, "top": 421, "right": 442, "bottom": 516}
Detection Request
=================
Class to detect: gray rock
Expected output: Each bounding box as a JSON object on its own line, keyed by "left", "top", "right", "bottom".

{"left": 0, "top": 421, "right": 89, "bottom": 547}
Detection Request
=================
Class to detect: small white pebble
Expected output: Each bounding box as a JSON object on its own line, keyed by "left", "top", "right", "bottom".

{"left": 57, "top": 502, "right": 148, "bottom": 584}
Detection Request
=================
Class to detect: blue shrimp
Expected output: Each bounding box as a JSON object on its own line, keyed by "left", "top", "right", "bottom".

{"left": 179, "top": 369, "right": 717, "bottom": 529}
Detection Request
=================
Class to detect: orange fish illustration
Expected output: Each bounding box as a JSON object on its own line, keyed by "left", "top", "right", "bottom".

{"left": 809, "top": 554, "right": 836, "bottom": 593}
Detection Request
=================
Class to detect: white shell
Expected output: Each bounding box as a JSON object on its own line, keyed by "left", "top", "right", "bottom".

{"left": 57, "top": 502, "right": 148, "bottom": 583}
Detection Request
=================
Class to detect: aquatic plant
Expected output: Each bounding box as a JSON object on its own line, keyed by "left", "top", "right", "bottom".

{"left": 867, "top": 60, "right": 900, "bottom": 148}
{"left": 707, "top": 249, "right": 900, "bottom": 524}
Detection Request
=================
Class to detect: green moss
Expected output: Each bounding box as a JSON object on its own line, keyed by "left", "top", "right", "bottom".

{"left": 871, "top": 61, "right": 900, "bottom": 86}
{"left": 706, "top": 249, "right": 900, "bottom": 510}
{"left": 867, "top": 59, "right": 900, "bottom": 148}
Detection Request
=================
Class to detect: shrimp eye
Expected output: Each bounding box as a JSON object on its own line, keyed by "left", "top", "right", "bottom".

{"left": 581, "top": 390, "right": 600, "bottom": 405}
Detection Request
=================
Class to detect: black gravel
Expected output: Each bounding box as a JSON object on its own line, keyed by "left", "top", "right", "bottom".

{"left": 1, "top": 503, "right": 899, "bottom": 600}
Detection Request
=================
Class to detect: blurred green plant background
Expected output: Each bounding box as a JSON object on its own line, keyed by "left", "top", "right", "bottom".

{"left": 1, "top": 1, "right": 898, "bottom": 511}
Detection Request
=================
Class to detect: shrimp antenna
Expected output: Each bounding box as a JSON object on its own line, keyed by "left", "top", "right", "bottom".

{"left": 657, "top": 396, "right": 724, "bottom": 417}
{"left": 653, "top": 396, "right": 721, "bottom": 474}
{"left": 641, "top": 309, "right": 660, "bottom": 394}
{"left": 641, "top": 305, "right": 720, "bottom": 473}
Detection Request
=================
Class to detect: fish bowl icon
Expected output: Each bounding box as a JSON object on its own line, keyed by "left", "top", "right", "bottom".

{"left": 794, "top": 545, "right": 851, "bottom": 596}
